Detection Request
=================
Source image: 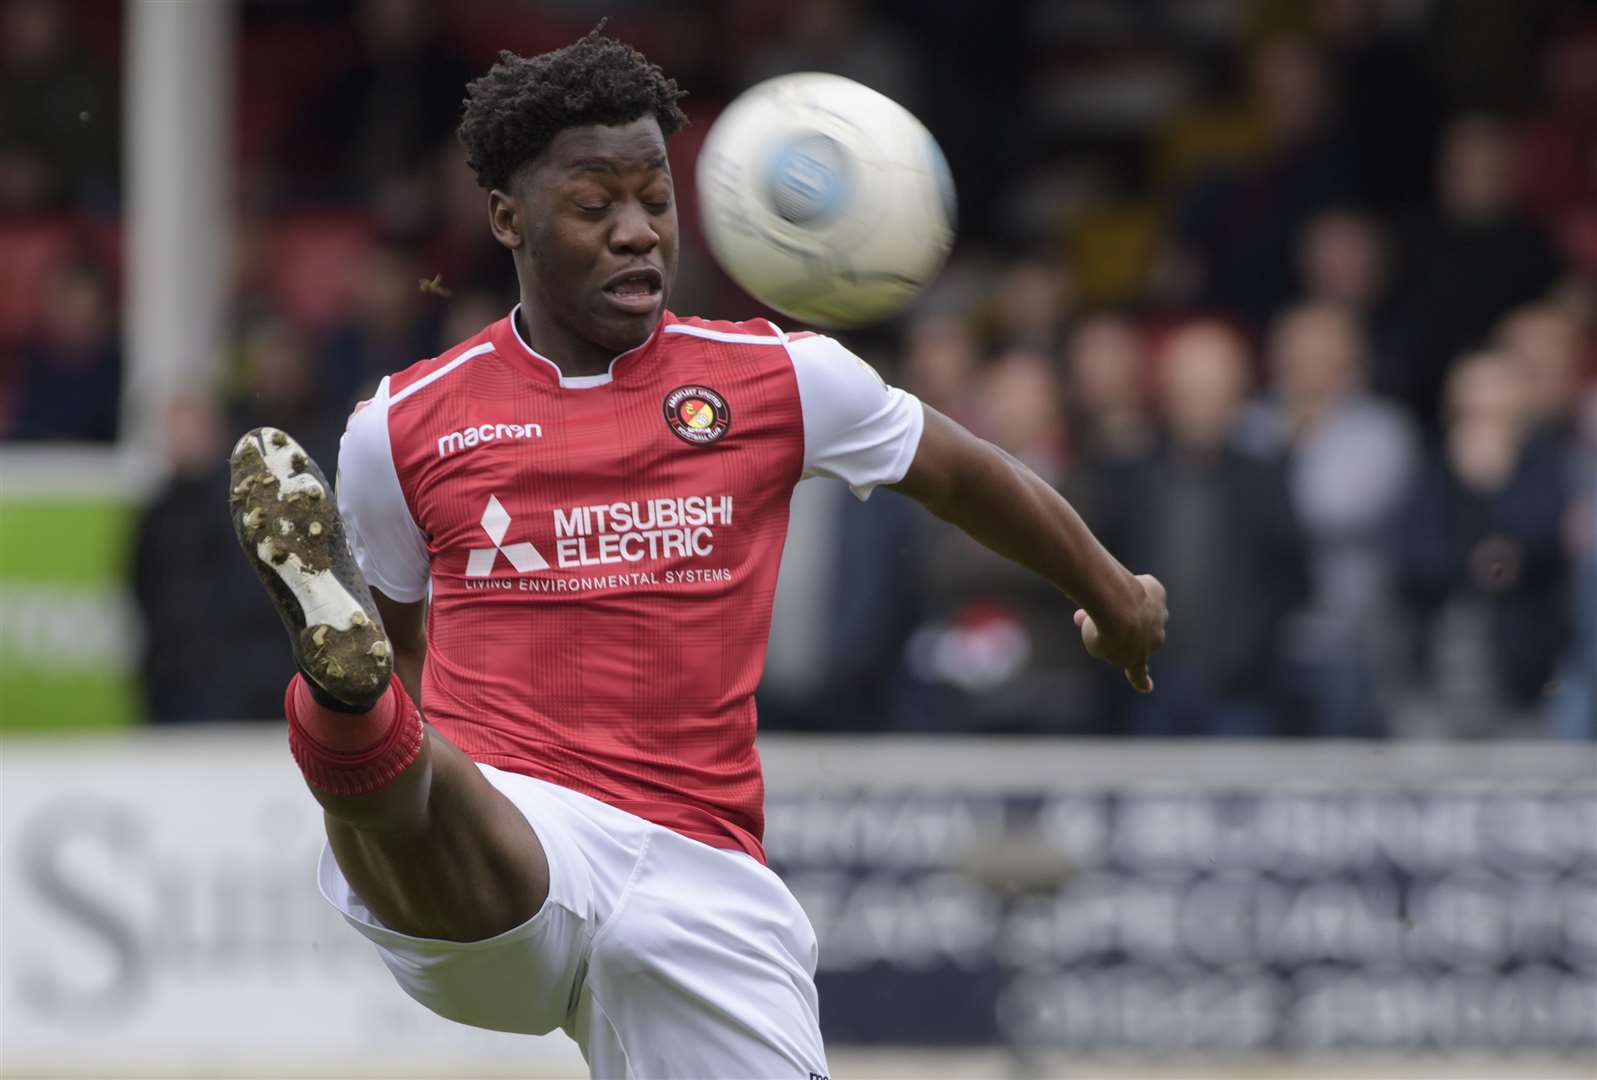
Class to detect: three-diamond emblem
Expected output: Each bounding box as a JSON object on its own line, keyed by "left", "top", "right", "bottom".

{"left": 465, "top": 495, "right": 548, "bottom": 576}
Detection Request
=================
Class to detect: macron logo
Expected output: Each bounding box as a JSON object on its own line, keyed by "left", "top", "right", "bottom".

{"left": 438, "top": 422, "right": 543, "bottom": 459}
{"left": 466, "top": 496, "right": 548, "bottom": 577}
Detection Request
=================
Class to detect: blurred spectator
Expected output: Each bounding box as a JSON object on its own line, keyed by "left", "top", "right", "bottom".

{"left": 760, "top": 478, "right": 923, "bottom": 733}
{"left": 1550, "top": 387, "right": 1596, "bottom": 737}
{"left": 132, "top": 395, "right": 296, "bottom": 723}
{"left": 1394, "top": 114, "right": 1563, "bottom": 426}
{"left": 984, "top": 256, "right": 1073, "bottom": 351}
{"left": 1557, "top": 510, "right": 1596, "bottom": 737}
{"left": 901, "top": 311, "right": 980, "bottom": 426}
{"left": 1169, "top": 36, "right": 1355, "bottom": 326}
{"left": 972, "top": 348, "right": 1068, "bottom": 484}
{"left": 1294, "top": 207, "right": 1415, "bottom": 398}
{"left": 1519, "top": 24, "right": 1597, "bottom": 277}
{"left": 1093, "top": 321, "right": 1308, "bottom": 735}
{"left": 907, "top": 348, "right": 1099, "bottom": 731}
{"left": 1247, "top": 303, "right": 1419, "bottom": 735}
{"left": 8, "top": 260, "right": 120, "bottom": 441}
{"left": 1493, "top": 302, "right": 1588, "bottom": 439}
{"left": 1296, "top": 208, "right": 1385, "bottom": 311}
{"left": 1064, "top": 313, "right": 1154, "bottom": 468}
{"left": 317, "top": 240, "right": 442, "bottom": 410}
{"left": 0, "top": 0, "right": 115, "bottom": 214}
{"left": 231, "top": 316, "right": 345, "bottom": 470}
{"left": 280, "top": 0, "right": 474, "bottom": 218}
{"left": 1395, "top": 352, "right": 1573, "bottom": 731}
{"left": 1061, "top": 315, "right": 1155, "bottom": 598}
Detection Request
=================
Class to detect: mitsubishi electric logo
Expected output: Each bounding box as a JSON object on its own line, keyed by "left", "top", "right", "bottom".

{"left": 465, "top": 495, "right": 548, "bottom": 577}
{"left": 462, "top": 493, "right": 736, "bottom": 593}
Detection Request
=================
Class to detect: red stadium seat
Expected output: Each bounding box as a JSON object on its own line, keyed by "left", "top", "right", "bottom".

{"left": 266, "top": 211, "right": 376, "bottom": 329}
{"left": 0, "top": 219, "right": 79, "bottom": 342}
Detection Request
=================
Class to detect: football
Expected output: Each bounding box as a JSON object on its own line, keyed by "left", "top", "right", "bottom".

{"left": 695, "top": 72, "right": 956, "bottom": 329}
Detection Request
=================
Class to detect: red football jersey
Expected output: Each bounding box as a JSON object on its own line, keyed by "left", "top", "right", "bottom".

{"left": 337, "top": 308, "right": 923, "bottom": 860}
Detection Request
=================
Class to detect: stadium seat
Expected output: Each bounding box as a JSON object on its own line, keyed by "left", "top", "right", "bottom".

{"left": 0, "top": 218, "right": 80, "bottom": 342}
{"left": 266, "top": 211, "right": 377, "bottom": 329}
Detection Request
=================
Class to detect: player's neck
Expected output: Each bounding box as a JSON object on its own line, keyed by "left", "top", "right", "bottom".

{"left": 515, "top": 302, "right": 620, "bottom": 380}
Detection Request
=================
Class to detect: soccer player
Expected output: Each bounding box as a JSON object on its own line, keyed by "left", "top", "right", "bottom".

{"left": 229, "top": 30, "right": 1166, "bottom": 1080}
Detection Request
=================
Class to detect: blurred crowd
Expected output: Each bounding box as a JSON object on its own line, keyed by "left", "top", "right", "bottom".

{"left": 2, "top": 0, "right": 1593, "bottom": 736}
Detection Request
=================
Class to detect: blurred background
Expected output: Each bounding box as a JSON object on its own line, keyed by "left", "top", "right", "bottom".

{"left": 1, "top": 0, "right": 1594, "bottom": 1076}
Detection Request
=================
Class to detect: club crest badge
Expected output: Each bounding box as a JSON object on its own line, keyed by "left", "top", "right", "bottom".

{"left": 662, "top": 385, "right": 731, "bottom": 446}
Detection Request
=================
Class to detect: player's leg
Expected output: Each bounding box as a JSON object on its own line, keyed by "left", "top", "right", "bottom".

{"left": 229, "top": 426, "right": 547, "bottom": 943}
{"left": 310, "top": 689, "right": 550, "bottom": 942}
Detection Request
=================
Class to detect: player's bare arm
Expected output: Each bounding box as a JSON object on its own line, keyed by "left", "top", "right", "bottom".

{"left": 891, "top": 405, "right": 1168, "bottom": 691}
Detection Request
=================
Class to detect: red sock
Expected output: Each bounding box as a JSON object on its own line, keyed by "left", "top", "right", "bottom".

{"left": 285, "top": 674, "right": 424, "bottom": 796}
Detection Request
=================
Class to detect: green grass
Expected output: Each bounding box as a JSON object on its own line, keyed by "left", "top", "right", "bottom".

{"left": 0, "top": 496, "right": 138, "bottom": 729}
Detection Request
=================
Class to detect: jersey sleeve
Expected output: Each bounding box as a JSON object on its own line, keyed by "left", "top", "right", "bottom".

{"left": 335, "top": 376, "right": 431, "bottom": 603}
{"left": 785, "top": 333, "right": 925, "bottom": 499}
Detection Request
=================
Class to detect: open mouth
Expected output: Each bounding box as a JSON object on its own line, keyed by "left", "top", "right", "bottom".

{"left": 602, "top": 267, "right": 664, "bottom": 313}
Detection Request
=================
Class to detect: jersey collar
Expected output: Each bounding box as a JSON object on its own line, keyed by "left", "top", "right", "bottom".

{"left": 494, "top": 304, "right": 672, "bottom": 389}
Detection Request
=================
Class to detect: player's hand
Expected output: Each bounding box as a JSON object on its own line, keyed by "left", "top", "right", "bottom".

{"left": 1074, "top": 574, "right": 1167, "bottom": 693}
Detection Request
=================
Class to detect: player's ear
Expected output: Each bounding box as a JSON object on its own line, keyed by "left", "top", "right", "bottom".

{"left": 488, "top": 189, "right": 522, "bottom": 250}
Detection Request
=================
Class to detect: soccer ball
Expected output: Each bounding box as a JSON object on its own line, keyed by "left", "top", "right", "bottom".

{"left": 695, "top": 72, "right": 956, "bottom": 329}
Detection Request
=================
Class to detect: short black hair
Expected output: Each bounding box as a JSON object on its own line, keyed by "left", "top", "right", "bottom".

{"left": 457, "top": 27, "right": 688, "bottom": 192}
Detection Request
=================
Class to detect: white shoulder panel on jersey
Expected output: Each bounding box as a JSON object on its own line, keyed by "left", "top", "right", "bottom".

{"left": 784, "top": 333, "right": 925, "bottom": 499}
{"left": 336, "top": 376, "right": 431, "bottom": 603}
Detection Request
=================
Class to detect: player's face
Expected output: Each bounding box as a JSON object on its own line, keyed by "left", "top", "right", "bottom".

{"left": 516, "top": 117, "right": 678, "bottom": 357}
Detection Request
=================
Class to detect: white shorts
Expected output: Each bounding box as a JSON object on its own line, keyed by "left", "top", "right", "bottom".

{"left": 317, "top": 764, "right": 828, "bottom": 1080}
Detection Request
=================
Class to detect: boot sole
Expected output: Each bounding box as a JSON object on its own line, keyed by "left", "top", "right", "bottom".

{"left": 228, "top": 427, "right": 392, "bottom": 708}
